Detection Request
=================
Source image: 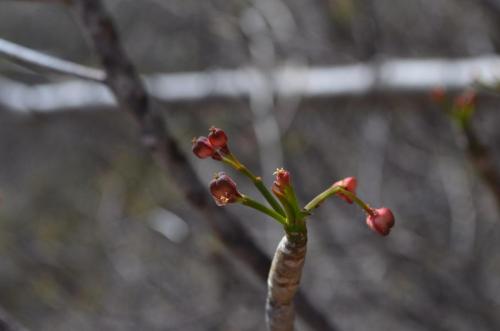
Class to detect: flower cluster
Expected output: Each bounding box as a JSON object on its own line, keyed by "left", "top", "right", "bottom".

{"left": 192, "top": 127, "right": 229, "bottom": 160}
{"left": 328, "top": 176, "right": 395, "bottom": 236}
{"left": 430, "top": 87, "right": 477, "bottom": 127}
{"left": 192, "top": 126, "right": 396, "bottom": 236}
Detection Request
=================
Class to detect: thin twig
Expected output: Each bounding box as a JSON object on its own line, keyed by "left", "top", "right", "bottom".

{"left": 0, "top": 38, "right": 104, "bottom": 82}
{"left": 70, "top": 1, "right": 337, "bottom": 330}
{"left": 461, "top": 123, "right": 500, "bottom": 208}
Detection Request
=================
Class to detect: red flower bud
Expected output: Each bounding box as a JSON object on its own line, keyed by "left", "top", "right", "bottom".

{"left": 430, "top": 87, "right": 446, "bottom": 104}
{"left": 192, "top": 137, "right": 215, "bottom": 159}
{"left": 209, "top": 172, "right": 242, "bottom": 206}
{"left": 208, "top": 127, "right": 228, "bottom": 148}
{"left": 272, "top": 168, "right": 291, "bottom": 196}
{"left": 366, "top": 207, "right": 395, "bottom": 236}
{"left": 454, "top": 90, "right": 476, "bottom": 108}
{"left": 333, "top": 177, "right": 357, "bottom": 204}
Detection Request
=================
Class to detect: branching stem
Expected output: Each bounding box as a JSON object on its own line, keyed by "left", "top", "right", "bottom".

{"left": 304, "top": 185, "right": 375, "bottom": 216}
{"left": 223, "top": 155, "right": 286, "bottom": 217}
{"left": 240, "top": 195, "right": 287, "bottom": 225}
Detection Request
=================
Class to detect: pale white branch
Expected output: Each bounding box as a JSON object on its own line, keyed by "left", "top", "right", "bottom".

{"left": 2, "top": 54, "right": 500, "bottom": 112}
{"left": 0, "top": 38, "right": 104, "bottom": 82}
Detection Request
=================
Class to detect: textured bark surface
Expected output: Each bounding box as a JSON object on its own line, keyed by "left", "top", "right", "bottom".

{"left": 266, "top": 233, "right": 307, "bottom": 331}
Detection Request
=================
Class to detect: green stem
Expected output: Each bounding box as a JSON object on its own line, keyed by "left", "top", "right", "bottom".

{"left": 304, "top": 185, "right": 375, "bottom": 216}
{"left": 304, "top": 186, "right": 340, "bottom": 212}
{"left": 222, "top": 155, "right": 285, "bottom": 217}
{"left": 286, "top": 185, "right": 302, "bottom": 216}
{"left": 283, "top": 186, "right": 306, "bottom": 228}
{"left": 276, "top": 193, "right": 296, "bottom": 223}
{"left": 240, "top": 195, "right": 286, "bottom": 225}
{"left": 337, "top": 188, "right": 375, "bottom": 216}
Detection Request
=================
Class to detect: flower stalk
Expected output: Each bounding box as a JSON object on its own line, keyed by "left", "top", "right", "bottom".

{"left": 240, "top": 195, "right": 287, "bottom": 225}
{"left": 223, "top": 154, "right": 286, "bottom": 217}
{"left": 305, "top": 186, "right": 375, "bottom": 217}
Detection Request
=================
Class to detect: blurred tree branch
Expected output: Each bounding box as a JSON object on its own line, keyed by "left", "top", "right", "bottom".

{"left": 0, "top": 308, "right": 30, "bottom": 331}
{"left": 460, "top": 120, "right": 500, "bottom": 210}
{"left": 2, "top": 36, "right": 500, "bottom": 112}
{"left": 0, "top": 38, "right": 103, "bottom": 81}
{"left": 480, "top": 0, "right": 500, "bottom": 52}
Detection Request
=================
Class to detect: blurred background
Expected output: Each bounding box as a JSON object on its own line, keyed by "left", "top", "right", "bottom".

{"left": 1, "top": 0, "right": 500, "bottom": 330}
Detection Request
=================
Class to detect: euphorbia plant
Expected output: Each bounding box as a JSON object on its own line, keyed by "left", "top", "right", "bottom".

{"left": 430, "top": 87, "right": 476, "bottom": 129}
{"left": 431, "top": 87, "right": 500, "bottom": 210}
{"left": 193, "top": 127, "right": 396, "bottom": 331}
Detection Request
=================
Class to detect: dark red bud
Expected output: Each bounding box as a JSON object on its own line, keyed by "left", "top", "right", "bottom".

{"left": 209, "top": 172, "right": 242, "bottom": 206}
{"left": 333, "top": 177, "right": 357, "bottom": 204}
{"left": 192, "top": 137, "right": 215, "bottom": 159}
{"left": 211, "top": 152, "right": 223, "bottom": 161}
{"left": 366, "top": 207, "right": 395, "bottom": 236}
{"left": 272, "top": 168, "right": 291, "bottom": 196}
{"left": 208, "top": 127, "right": 228, "bottom": 148}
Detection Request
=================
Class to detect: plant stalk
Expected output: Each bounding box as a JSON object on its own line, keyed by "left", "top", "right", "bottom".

{"left": 266, "top": 232, "right": 307, "bottom": 331}
{"left": 241, "top": 195, "right": 287, "bottom": 225}
{"left": 304, "top": 185, "right": 375, "bottom": 216}
{"left": 223, "top": 156, "right": 286, "bottom": 216}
